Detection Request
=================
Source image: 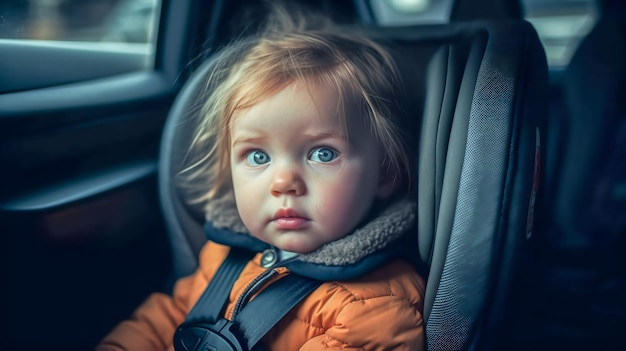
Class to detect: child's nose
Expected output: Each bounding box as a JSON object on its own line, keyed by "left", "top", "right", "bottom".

{"left": 270, "top": 166, "right": 306, "bottom": 196}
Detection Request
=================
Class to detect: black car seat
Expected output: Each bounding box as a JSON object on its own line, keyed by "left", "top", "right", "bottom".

{"left": 158, "top": 10, "right": 548, "bottom": 351}
{"left": 448, "top": 1, "right": 549, "bottom": 349}
{"left": 531, "top": 0, "right": 626, "bottom": 348}
{"left": 388, "top": 21, "right": 546, "bottom": 351}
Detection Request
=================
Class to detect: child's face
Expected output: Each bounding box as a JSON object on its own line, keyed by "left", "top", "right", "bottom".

{"left": 229, "top": 82, "right": 394, "bottom": 253}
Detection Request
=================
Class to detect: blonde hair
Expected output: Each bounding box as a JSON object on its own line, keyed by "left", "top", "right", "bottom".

{"left": 182, "top": 9, "right": 411, "bottom": 204}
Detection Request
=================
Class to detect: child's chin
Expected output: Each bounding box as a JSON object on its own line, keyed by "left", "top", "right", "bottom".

{"left": 274, "top": 236, "right": 320, "bottom": 254}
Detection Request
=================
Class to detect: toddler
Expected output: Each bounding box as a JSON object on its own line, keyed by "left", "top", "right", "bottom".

{"left": 97, "top": 8, "right": 425, "bottom": 351}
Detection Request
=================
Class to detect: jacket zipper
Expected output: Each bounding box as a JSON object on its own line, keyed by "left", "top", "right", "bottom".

{"left": 231, "top": 256, "right": 297, "bottom": 317}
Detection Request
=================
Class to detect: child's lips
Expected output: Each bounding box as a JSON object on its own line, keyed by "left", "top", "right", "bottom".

{"left": 273, "top": 217, "right": 309, "bottom": 230}
{"left": 272, "top": 208, "right": 310, "bottom": 230}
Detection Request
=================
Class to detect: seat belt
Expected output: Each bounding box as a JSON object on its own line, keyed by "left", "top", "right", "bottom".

{"left": 185, "top": 248, "right": 254, "bottom": 324}
{"left": 231, "top": 273, "right": 322, "bottom": 349}
{"left": 174, "top": 248, "right": 322, "bottom": 351}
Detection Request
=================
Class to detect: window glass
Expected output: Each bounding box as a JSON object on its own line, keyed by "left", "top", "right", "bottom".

{"left": 522, "top": 0, "right": 598, "bottom": 68}
{"left": 369, "top": 0, "right": 453, "bottom": 26}
{"left": 0, "top": 0, "right": 160, "bottom": 62}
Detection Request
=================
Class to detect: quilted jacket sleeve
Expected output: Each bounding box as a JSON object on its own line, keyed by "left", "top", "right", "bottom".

{"left": 298, "top": 295, "right": 424, "bottom": 351}
{"left": 94, "top": 273, "right": 196, "bottom": 351}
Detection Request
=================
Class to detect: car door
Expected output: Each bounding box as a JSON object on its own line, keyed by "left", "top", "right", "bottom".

{"left": 0, "top": 0, "right": 213, "bottom": 349}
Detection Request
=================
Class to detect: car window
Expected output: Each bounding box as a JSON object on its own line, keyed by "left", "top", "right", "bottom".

{"left": 0, "top": 0, "right": 160, "bottom": 70}
{"left": 368, "top": 0, "right": 454, "bottom": 25}
{"left": 522, "top": 0, "right": 598, "bottom": 69}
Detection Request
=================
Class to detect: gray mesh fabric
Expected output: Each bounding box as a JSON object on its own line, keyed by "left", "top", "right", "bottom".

{"left": 427, "top": 52, "right": 514, "bottom": 350}
{"left": 423, "top": 22, "right": 545, "bottom": 350}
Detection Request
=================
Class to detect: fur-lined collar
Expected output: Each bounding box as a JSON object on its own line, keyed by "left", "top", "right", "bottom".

{"left": 205, "top": 192, "right": 416, "bottom": 280}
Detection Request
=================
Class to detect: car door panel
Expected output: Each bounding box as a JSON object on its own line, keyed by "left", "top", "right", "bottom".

{"left": 0, "top": 17, "right": 184, "bottom": 351}
{"left": 0, "top": 40, "right": 151, "bottom": 93}
{"left": 1, "top": 76, "right": 175, "bottom": 348}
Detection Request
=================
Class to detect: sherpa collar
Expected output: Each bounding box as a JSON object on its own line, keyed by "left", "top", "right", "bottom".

{"left": 205, "top": 192, "right": 416, "bottom": 280}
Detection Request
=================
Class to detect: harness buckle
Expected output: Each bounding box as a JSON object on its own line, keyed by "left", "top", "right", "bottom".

{"left": 174, "top": 319, "right": 245, "bottom": 351}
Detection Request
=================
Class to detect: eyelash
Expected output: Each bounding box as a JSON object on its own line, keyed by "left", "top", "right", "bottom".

{"left": 239, "top": 146, "right": 341, "bottom": 166}
{"left": 308, "top": 146, "right": 339, "bottom": 163}
{"left": 245, "top": 150, "right": 270, "bottom": 166}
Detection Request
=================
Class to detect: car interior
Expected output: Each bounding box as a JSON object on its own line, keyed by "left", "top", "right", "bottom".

{"left": 1, "top": 0, "right": 624, "bottom": 350}
{"left": 531, "top": 0, "right": 626, "bottom": 347}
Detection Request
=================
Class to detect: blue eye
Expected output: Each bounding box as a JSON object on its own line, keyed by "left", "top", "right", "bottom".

{"left": 309, "top": 147, "right": 337, "bottom": 163}
{"left": 246, "top": 150, "right": 270, "bottom": 166}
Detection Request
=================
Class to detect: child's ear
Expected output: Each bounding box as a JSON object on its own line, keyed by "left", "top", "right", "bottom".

{"left": 376, "top": 168, "right": 397, "bottom": 199}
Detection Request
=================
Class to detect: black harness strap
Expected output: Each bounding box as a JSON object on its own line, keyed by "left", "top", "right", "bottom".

{"left": 174, "top": 249, "right": 322, "bottom": 351}
{"left": 186, "top": 248, "right": 255, "bottom": 323}
{"left": 232, "top": 273, "right": 322, "bottom": 348}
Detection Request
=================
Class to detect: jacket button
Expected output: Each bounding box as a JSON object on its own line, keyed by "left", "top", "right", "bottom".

{"left": 261, "top": 248, "right": 278, "bottom": 268}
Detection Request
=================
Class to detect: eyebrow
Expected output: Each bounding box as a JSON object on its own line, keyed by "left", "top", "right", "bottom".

{"left": 231, "top": 135, "right": 267, "bottom": 147}
{"left": 231, "top": 131, "right": 347, "bottom": 147}
{"left": 304, "top": 131, "right": 348, "bottom": 141}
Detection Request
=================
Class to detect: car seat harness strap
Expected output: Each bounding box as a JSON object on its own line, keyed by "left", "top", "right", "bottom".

{"left": 174, "top": 248, "right": 321, "bottom": 351}
{"left": 185, "top": 248, "right": 253, "bottom": 323}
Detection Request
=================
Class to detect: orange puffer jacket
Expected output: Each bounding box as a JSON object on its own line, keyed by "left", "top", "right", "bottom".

{"left": 97, "top": 242, "right": 425, "bottom": 351}
{"left": 97, "top": 197, "right": 425, "bottom": 351}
